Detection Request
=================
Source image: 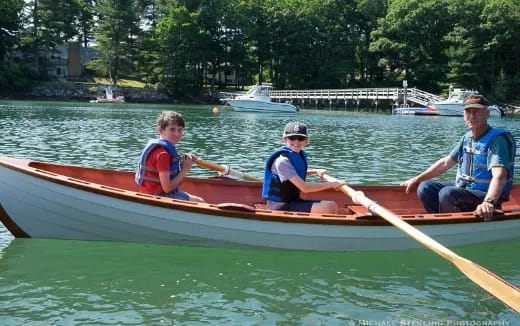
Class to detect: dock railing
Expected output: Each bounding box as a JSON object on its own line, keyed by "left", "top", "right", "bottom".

{"left": 219, "top": 87, "right": 445, "bottom": 107}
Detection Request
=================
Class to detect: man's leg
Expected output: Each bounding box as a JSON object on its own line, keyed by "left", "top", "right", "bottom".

{"left": 438, "top": 186, "right": 486, "bottom": 212}
{"left": 417, "top": 180, "right": 452, "bottom": 213}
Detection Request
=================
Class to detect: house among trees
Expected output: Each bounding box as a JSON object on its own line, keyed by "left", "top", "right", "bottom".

{"left": 45, "top": 43, "right": 99, "bottom": 80}
{"left": 206, "top": 64, "right": 243, "bottom": 87}
{"left": 46, "top": 45, "right": 69, "bottom": 79}
{"left": 9, "top": 43, "right": 98, "bottom": 81}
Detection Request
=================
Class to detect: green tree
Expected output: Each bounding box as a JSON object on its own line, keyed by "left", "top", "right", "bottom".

{"left": 20, "top": 0, "right": 82, "bottom": 73}
{"left": 234, "top": 0, "right": 270, "bottom": 86}
{"left": 77, "top": 0, "right": 96, "bottom": 47}
{"left": 151, "top": 6, "right": 208, "bottom": 96}
{"left": 480, "top": 0, "right": 520, "bottom": 101}
{"left": 0, "top": 0, "right": 23, "bottom": 61}
{"left": 258, "top": 0, "right": 358, "bottom": 89}
{"left": 196, "top": 0, "right": 237, "bottom": 89}
{"left": 353, "top": 0, "right": 387, "bottom": 87}
{"left": 369, "top": 0, "right": 452, "bottom": 91}
{"left": 89, "top": 0, "right": 140, "bottom": 85}
{"left": 442, "top": 0, "right": 485, "bottom": 93}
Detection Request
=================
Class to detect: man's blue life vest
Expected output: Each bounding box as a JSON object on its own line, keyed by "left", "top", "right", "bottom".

{"left": 135, "top": 139, "right": 181, "bottom": 190}
{"left": 456, "top": 127, "right": 516, "bottom": 200}
{"left": 262, "top": 146, "right": 308, "bottom": 202}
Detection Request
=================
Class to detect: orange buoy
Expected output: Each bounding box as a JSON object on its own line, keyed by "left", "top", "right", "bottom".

{"left": 212, "top": 107, "right": 220, "bottom": 115}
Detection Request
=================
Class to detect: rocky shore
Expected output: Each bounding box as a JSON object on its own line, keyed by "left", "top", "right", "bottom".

{"left": 0, "top": 81, "right": 220, "bottom": 104}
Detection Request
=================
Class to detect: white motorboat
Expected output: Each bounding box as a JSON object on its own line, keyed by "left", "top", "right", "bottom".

{"left": 431, "top": 88, "right": 502, "bottom": 117}
{"left": 222, "top": 85, "right": 298, "bottom": 113}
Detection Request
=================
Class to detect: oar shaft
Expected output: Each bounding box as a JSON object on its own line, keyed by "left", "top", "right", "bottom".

{"left": 354, "top": 187, "right": 454, "bottom": 260}
{"left": 322, "top": 173, "right": 520, "bottom": 313}
{"left": 194, "top": 158, "right": 227, "bottom": 174}
{"left": 195, "top": 158, "right": 262, "bottom": 182}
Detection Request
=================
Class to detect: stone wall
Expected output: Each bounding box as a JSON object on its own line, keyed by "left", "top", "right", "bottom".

{"left": 26, "top": 82, "right": 171, "bottom": 102}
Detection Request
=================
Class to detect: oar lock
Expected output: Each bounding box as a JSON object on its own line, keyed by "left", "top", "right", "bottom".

{"left": 220, "top": 165, "right": 232, "bottom": 177}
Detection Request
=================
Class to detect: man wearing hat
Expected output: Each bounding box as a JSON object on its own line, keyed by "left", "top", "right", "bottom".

{"left": 401, "top": 95, "right": 516, "bottom": 220}
{"left": 262, "top": 121, "right": 345, "bottom": 214}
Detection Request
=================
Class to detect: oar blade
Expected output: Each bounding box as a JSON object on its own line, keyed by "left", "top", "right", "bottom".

{"left": 453, "top": 258, "right": 520, "bottom": 313}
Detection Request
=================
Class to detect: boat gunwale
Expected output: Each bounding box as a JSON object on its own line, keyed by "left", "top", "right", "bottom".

{"left": 1, "top": 156, "right": 519, "bottom": 227}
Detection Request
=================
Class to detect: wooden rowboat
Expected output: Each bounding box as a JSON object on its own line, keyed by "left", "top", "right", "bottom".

{"left": 1, "top": 155, "right": 520, "bottom": 251}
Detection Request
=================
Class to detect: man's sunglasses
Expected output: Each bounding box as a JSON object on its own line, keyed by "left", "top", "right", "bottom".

{"left": 287, "top": 135, "right": 307, "bottom": 141}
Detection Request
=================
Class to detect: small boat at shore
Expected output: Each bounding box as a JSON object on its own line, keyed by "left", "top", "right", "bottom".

{"left": 1, "top": 156, "right": 520, "bottom": 251}
{"left": 89, "top": 85, "right": 125, "bottom": 103}
{"left": 222, "top": 85, "right": 298, "bottom": 113}
{"left": 392, "top": 106, "right": 438, "bottom": 116}
{"left": 90, "top": 96, "right": 125, "bottom": 104}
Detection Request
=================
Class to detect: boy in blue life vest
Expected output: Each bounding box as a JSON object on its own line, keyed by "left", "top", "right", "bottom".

{"left": 135, "top": 111, "right": 204, "bottom": 202}
{"left": 401, "top": 95, "right": 516, "bottom": 221}
{"left": 262, "top": 122, "right": 345, "bottom": 214}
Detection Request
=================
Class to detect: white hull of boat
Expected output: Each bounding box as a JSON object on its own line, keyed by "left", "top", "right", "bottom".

{"left": 431, "top": 88, "right": 502, "bottom": 117}
{"left": 433, "top": 103, "right": 501, "bottom": 117}
{"left": 226, "top": 99, "right": 298, "bottom": 113}
{"left": 393, "top": 107, "right": 438, "bottom": 116}
{"left": 89, "top": 97, "right": 125, "bottom": 104}
{"left": 2, "top": 158, "right": 520, "bottom": 251}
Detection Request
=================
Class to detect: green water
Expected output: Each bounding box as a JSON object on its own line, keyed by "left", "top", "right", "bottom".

{"left": 0, "top": 100, "right": 519, "bottom": 324}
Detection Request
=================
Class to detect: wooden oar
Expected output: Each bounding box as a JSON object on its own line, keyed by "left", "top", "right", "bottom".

{"left": 194, "top": 158, "right": 262, "bottom": 182}
{"left": 322, "top": 173, "right": 520, "bottom": 313}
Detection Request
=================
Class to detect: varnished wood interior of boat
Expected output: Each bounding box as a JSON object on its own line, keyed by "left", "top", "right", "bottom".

{"left": 27, "top": 160, "right": 520, "bottom": 221}
{"left": 29, "top": 161, "right": 422, "bottom": 211}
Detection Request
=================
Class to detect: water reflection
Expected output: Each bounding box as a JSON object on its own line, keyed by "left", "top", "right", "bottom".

{"left": 0, "top": 238, "right": 518, "bottom": 323}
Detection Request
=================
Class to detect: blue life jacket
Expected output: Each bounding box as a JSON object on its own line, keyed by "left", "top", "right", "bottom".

{"left": 262, "top": 146, "right": 308, "bottom": 202}
{"left": 456, "top": 127, "right": 516, "bottom": 200}
{"left": 135, "top": 139, "right": 181, "bottom": 189}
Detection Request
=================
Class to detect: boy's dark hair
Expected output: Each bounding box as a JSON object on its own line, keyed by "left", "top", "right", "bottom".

{"left": 156, "top": 111, "right": 185, "bottom": 129}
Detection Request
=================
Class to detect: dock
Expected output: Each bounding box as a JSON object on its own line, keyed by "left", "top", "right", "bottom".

{"left": 220, "top": 87, "right": 444, "bottom": 112}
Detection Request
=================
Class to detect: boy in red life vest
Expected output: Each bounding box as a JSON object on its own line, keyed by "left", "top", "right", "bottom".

{"left": 135, "top": 111, "right": 204, "bottom": 202}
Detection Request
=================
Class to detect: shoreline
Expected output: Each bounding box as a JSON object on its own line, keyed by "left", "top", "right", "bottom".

{"left": 0, "top": 96, "right": 217, "bottom": 105}
{"left": 2, "top": 91, "right": 519, "bottom": 115}
{"left": 0, "top": 92, "right": 220, "bottom": 106}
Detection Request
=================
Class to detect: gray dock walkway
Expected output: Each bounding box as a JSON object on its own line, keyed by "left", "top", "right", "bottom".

{"left": 220, "top": 87, "right": 444, "bottom": 109}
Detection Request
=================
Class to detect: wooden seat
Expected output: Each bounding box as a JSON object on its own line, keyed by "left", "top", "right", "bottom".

{"left": 254, "top": 203, "right": 268, "bottom": 210}
{"left": 348, "top": 205, "right": 370, "bottom": 215}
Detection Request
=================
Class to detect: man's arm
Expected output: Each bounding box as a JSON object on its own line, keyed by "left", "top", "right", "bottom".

{"left": 474, "top": 166, "right": 508, "bottom": 221}
{"left": 401, "top": 155, "right": 457, "bottom": 194}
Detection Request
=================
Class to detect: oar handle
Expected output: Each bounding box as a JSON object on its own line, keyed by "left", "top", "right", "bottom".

{"left": 194, "top": 158, "right": 262, "bottom": 182}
